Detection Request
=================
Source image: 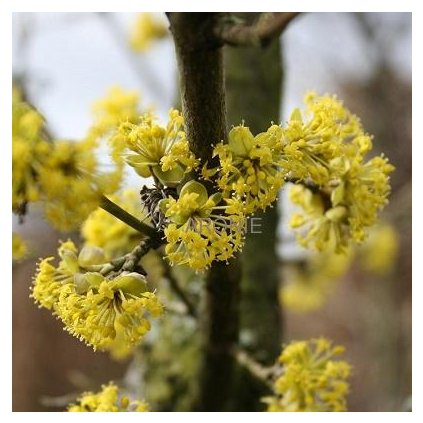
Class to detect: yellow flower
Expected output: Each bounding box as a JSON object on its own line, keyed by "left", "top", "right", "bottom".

{"left": 39, "top": 138, "right": 122, "bottom": 231}
{"left": 12, "top": 96, "right": 51, "bottom": 213}
{"left": 31, "top": 240, "right": 79, "bottom": 310}
{"left": 338, "top": 155, "right": 394, "bottom": 242}
{"left": 280, "top": 249, "right": 352, "bottom": 312}
{"left": 359, "top": 223, "right": 399, "bottom": 275}
{"left": 82, "top": 189, "right": 147, "bottom": 257}
{"left": 91, "top": 86, "right": 140, "bottom": 132}
{"left": 264, "top": 338, "right": 351, "bottom": 412}
{"left": 160, "top": 180, "right": 245, "bottom": 270}
{"left": 288, "top": 185, "right": 348, "bottom": 252}
{"left": 12, "top": 232, "right": 28, "bottom": 261}
{"left": 210, "top": 125, "right": 285, "bottom": 214}
{"left": 68, "top": 382, "right": 149, "bottom": 412}
{"left": 12, "top": 92, "right": 123, "bottom": 229}
{"left": 281, "top": 93, "right": 368, "bottom": 185}
{"left": 285, "top": 93, "right": 394, "bottom": 252}
{"left": 129, "top": 13, "right": 168, "bottom": 52}
{"left": 88, "top": 86, "right": 141, "bottom": 160}
{"left": 59, "top": 274, "right": 162, "bottom": 351}
{"left": 288, "top": 156, "right": 394, "bottom": 252}
{"left": 31, "top": 241, "right": 163, "bottom": 352}
{"left": 121, "top": 109, "right": 198, "bottom": 186}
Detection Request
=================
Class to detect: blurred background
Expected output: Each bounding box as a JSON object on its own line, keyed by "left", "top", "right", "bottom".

{"left": 12, "top": 12, "right": 411, "bottom": 411}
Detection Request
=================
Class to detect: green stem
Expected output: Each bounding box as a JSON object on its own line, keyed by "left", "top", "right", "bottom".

{"left": 100, "top": 195, "right": 161, "bottom": 243}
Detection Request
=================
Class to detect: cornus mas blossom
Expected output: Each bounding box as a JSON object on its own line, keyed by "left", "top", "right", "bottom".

{"left": 82, "top": 189, "right": 147, "bottom": 258}
{"left": 129, "top": 13, "right": 168, "bottom": 53}
{"left": 159, "top": 181, "right": 245, "bottom": 270}
{"left": 12, "top": 232, "right": 28, "bottom": 261}
{"left": 208, "top": 125, "right": 286, "bottom": 214}
{"left": 22, "top": 86, "right": 393, "bottom": 412}
{"left": 285, "top": 93, "right": 394, "bottom": 252}
{"left": 68, "top": 382, "right": 149, "bottom": 412}
{"left": 120, "top": 109, "right": 198, "bottom": 186}
{"left": 280, "top": 248, "right": 353, "bottom": 313}
{"left": 264, "top": 338, "right": 351, "bottom": 412}
{"left": 201, "top": 93, "right": 393, "bottom": 253}
{"left": 12, "top": 91, "right": 49, "bottom": 214}
{"left": 31, "top": 240, "right": 163, "bottom": 352}
{"left": 280, "top": 221, "right": 398, "bottom": 313}
{"left": 12, "top": 90, "right": 122, "bottom": 231}
{"left": 40, "top": 138, "right": 122, "bottom": 231}
{"left": 88, "top": 86, "right": 141, "bottom": 160}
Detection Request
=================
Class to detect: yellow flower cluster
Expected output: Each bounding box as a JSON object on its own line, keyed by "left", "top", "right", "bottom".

{"left": 88, "top": 86, "right": 141, "bottom": 160}
{"left": 12, "top": 95, "right": 50, "bottom": 213}
{"left": 129, "top": 13, "right": 168, "bottom": 52}
{"left": 82, "top": 189, "right": 146, "bottom": 257}
{"left": 358, "top": 223, "right": 399, "bottom": 276}
{"left": 40, "top": 138, "right": 122, "bottom": 231}
{"left": 68, "top": 382, "right": 149, "bottom": 412}
{"left": 281, "top": 93, "right": 364, "bottom": 185}
{"left": 160, "top": 181, "right": 245, "bottom": 270}
{"left": 120, "top": 109, "right": 198, "bottom": 186}
{"left": 286, "top": 93, "right": 394, "bottom": 252}
{"left": 280, "top": 249, "right": 352, "bottom": 313}
{"left": 265, "top": 338, "right": 351, "bottom": 412}
{"left": 12, "top": 93, "right": 122, "bottom": 231}
{"left": 209, "top": 125, "right": 285, "bottom": 214}
{"left": 12, "top": 232, "right": 28, "bottom": 261}
{"left": 31, "top": 240, "right": 163, "bottom": 352}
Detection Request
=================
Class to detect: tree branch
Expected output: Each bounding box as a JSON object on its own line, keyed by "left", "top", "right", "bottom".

{"left": 233, "top": 347, "right": 276, "bottom": 388}
{"left": 168, "top": 12, "right": 241, "bottom": 411}
{"left": 216, "top": 12, "right": 300, "bottom": 47}
{"left": 224, "top": 23, "right": 283, "bottom": 409}
{"left": 100, "top": 195, "right": 162, "bottom": 244}
{"left": 168, "top": 12, "right": 226, "bottom": 165}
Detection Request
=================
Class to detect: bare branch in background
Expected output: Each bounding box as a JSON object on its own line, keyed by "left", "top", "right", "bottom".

{"left": 232, "top": 347, "right": 276, "bottom": 388}
{"left": 216, "top": 12, "right": 300, "bottom": 47}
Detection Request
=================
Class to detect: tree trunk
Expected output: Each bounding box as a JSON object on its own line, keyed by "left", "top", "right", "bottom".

{"left": 224, "top": 13, "right": 283, "bottom": 410}
{"left": 168, "top": 12, "right": 241, "bottom": 411}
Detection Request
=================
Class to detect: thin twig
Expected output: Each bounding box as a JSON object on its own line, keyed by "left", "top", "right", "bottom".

{"left": 233, "top": 347, "right": 277, "bottom": 388}
{"left": 163, "top": 263, "right": 197, "bottom": 318}
{"left": 216, "top": 12, "right": 300, "bottom": 47}
{"left": 40, "top": 392, "right": 79, "bottom": 408}
{"left": 100, "top": 195, "right": 161, "bottom": 242}
{"left": 121, "top": 239, "right": 153, "bottom": 271}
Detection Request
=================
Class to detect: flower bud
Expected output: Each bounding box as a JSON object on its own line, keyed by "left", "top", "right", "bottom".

{"left": 179, "top": 180, "right": 209, "bottom": 207}
{"left": 62, "top": 250, "right": 79, "bottom": 273}
{"left": 228, "top": 126, "right": 254, "bottom": 156}
{"left": 325, "top": 206, "right": 347, "bottom": 222}
{"left": 78, "top": 245, "right": 107, "bottom": 267}
{"left": 113, "top": 272, "right": 147, "bottom": 296}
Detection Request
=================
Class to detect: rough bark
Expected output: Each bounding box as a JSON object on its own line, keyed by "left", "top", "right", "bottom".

{"left": 169, "top": 13, "right": 226, "bottom": 164}
{"left": 168, "top": 12, "right": 241, "bottom": 411}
